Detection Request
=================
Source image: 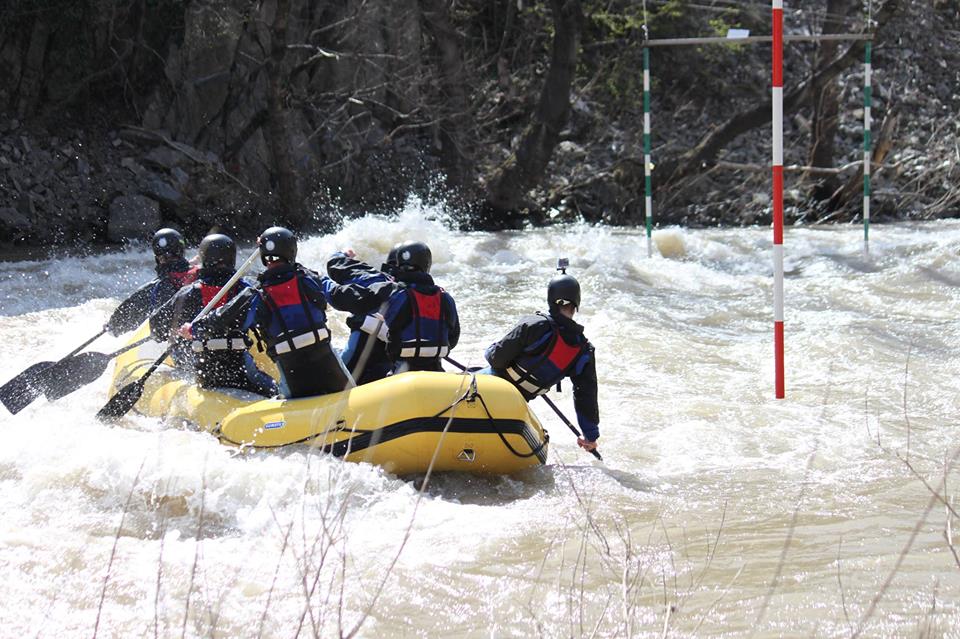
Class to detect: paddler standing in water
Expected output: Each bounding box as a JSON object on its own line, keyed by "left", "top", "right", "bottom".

{"left": 149, "top": 233, "right": 276, "bottom": 396}
{"left": 105, "top": 227, "right": 199, "bottom": 335}
{"left": 178, "top": 226, "right": 391, "bottom": 398}
{"left": 482, "top": 265, "right": 600, "bottom": 452}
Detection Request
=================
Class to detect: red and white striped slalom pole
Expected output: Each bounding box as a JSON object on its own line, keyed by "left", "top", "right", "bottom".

{"left": 772, "top": 0, "right": 785, "bottom": 398}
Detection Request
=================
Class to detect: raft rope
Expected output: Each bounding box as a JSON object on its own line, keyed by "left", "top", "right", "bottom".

{"left": 430, "top": 373, "right": 548, "bottom": 460}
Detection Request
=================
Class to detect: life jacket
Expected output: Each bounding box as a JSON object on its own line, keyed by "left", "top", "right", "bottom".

{"left": 190, "top": 281, "right": 249, "bottom": 352}
{"left": 168, "top": 265, "right": 199, "bottom": 289}
{"left": 394, "top": 287, "right": 449, "bottom": 360}
{"left": 506, "top": 319, "right": 587, "bottom": 398}
{"left": 259, "top": 274, "right": 330, "bottom": 356}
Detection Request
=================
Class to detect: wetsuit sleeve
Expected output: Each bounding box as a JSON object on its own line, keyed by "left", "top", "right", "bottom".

{"left": 444, "top": 293, "right": 460, "bottom": 350}
{"left": 484, "top": 316, "right": 547, "bottom": 369}
{"left": 191, "top": 287, "right": 260, "bottom": 339}
{"left": 325, "top": 252, "right": 384, "bottom": 285}
{"left": 106, "top": 280, "right": 157, "bottom": 335}
{"left": 570, "top": 346, "right": 600, "bottom": 441}
{"left": 308, "top": 275, "right": 387, "bottom": 315}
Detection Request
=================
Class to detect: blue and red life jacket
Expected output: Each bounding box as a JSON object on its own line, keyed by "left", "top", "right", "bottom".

{"left": 259, "top": 275, "right": 330, "bottom": 356}
{"left": 169, "top": 266, "right": 199, "bottom": 289}
{"left": 393, "top": 287, "right": 450, "bottom": 360}
{"left": 190, "top": 281, "right": 249, "bottom": 352}
{"left": 506, "top": 322, "right": 587, "bottom": 398}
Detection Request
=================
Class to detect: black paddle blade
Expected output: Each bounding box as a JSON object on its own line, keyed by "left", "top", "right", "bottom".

{"left": 42, "top": 352, "right": 113, "bottom": 401}
{"left": 0, "top": 361, "right": 54, "bottom": 415}
{"left": 96, "top": 378, "right": 147, "bottom": 422}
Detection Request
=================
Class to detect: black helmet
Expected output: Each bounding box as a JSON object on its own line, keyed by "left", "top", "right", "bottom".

{"left": 198, "top": 233, "right": 236, "bottom": 271}
{"left": 548, "top": 274, "right": 581, "bottom": 310}
{"left": 258, "top": 226, "right": 297, "bottom": 265}
{"left": 380, "top": 245, "right": 400, "bottom": 275}
{"left": 152, "top": 228, "right": 186, "bottom": 259}
{"left": 393, "top": 241, "right": 432, "bottom": 273}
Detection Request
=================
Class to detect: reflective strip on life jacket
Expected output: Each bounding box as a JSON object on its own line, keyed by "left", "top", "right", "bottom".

{"left": 191, "top": 337, "right": 249, "bottom": 352}
{"left": 399, "top": 344, "right": 449, "bottom": 358}
{"left": 274, "top": 328, "right": 331, "bottom": 354}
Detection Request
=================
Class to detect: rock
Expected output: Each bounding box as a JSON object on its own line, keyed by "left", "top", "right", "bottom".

{"left": 171, "top": 166, "right": 190, "bottom": 188}
{"left": 107, "top": 194, "right": 161, "bottom": 242}
{"left": 0, "top": 206, "right": 31, "bottom": 232}
{"left": 76, "top": 157, "right": 91, "bottom": 177}
{"left": 120, "top": 157, "right": 145, "bottom": 176}
{"left": 143, "top": 146, "right": 186, "bottom": 171}
{"left": 143, "top": 177, "right": 183, "bottom": 205}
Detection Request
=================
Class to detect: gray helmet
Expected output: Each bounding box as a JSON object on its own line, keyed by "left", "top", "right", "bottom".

{"left": 152, "top": 228, "right": 186, "bottom": 259}
{"left": 547, "top": 274, "right": 581, "bottom": 310}
{"left": 198, "top": 233, "right": 236, "bottom": 271}
{"left": 392, "top": 241, "right": 432, "bottom": 273}
{"left": 258, "top": 226, "right": 297, "bottom": 265}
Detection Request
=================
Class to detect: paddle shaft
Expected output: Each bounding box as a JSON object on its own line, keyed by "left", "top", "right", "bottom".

{"left": 444, "top": 356, "right": 602, "bottom": 461}
{"left": 348, "top": 301, "right": 390, "bottom": 387}
{"left": 66, "top": 328, "right": 109, "bottom": 359}
{"left": 98, "top": 248, "right": 260, "bottom": 420}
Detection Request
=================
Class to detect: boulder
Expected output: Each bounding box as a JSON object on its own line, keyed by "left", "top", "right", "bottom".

{"left": 107, "top": 195, "right": 161, "bottom": 243}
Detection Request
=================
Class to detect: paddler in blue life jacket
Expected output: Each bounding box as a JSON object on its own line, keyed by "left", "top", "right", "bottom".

{"left": 150, "top": 233, "right": 276, "bottom": 397}
{"left": 382, "top": 241, "right": 460, "bottom": 374}
{"left": 178, "top": 226, "right": 391, "bottom": 399}
{"left": 105, "top": 227, "right": 199, "bottom": 335}
{"left": 482, "top": 268, "right": 600, "bottom": 452}
{"left": 325, "top": 247, "right": 401, "bottom": 384}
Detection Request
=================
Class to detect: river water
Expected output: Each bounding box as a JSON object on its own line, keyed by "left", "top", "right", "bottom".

{"left": 1, "top": 204, "right": 959, "bottom": 638}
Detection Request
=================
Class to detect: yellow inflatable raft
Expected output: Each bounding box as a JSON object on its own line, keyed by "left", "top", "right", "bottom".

{"left": 107, "top": 326, "right": 549, "bottom": 475}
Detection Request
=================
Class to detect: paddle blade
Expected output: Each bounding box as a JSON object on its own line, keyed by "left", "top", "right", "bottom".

{"left": 0, "top": 362, "right": 54, "bottom": 415}
{"left": 43, "top": 352, "right": 113, "bottom": 401}
{"left": 96, "top": 378, "right": 147, "bottom": 422}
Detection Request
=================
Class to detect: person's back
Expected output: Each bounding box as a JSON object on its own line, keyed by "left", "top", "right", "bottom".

{"left": 182, "top": 227, "right": 388, "bottom": 398}
{"left": 382, "top": 241, "right": 459, "bottom": 374}
{"left": 484, "top": 272, "right": 599, "bottom": 451}
{"left": 150, "top": 234, "right": 275, "bottom": 396}
{"left": 107, "top": 228, "right": 198, "bottom": 335}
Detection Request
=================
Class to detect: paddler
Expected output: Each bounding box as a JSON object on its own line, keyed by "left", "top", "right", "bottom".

{"left": 325, "top": 246, "right": 400, "bottom": 384}
{"left": 150, "top": 233, "right": 276, "bottom": 396}
{"left": 381, "top": 241, "right": 460, "bottom": 374}
{"left": 482, "top": 267, "right": 600, "bottom": 452}
{"left": 105, "top": 228, "right": 199, "bottom": 335}
{"left": 178, "top": 227, "right": 390, "bottom": 398}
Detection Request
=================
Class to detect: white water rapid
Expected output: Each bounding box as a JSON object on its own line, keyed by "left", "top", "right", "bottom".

{"left": 2, "top": 203, "right": 960, "bottom": 637}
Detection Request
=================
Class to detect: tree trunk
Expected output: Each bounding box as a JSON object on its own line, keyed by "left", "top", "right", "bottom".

{"left": 266, "top": 0, "right": 306, "bottom": 228}
{"left": 807, "top": 0, "right": 851, "bottom": 199}
{"left": 658, "top": 0, "right": 899, "bottom": 192}
{"left": 420, "top": 0, "right": 475, "bottom": 197}
{"left": 483, "top": 0, "right": 582, "bottom": 223}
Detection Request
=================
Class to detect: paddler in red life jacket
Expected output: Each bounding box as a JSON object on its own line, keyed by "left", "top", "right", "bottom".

{"left": 482, "top": 271, "right": 600, "bottom": 452}
{"left": 105, "top": 227, "right": 199, "bottom": 335}
{"left": 150, "top": 233, "right": 276, "bottom": 397}
{"left": 179, "top": 226, "right": 391, "bottom": 399}
{"left": 382, "top": 241, "right": 460, "bottom": 374}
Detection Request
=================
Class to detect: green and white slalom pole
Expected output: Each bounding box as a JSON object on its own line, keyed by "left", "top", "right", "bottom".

{"left": 772, "top": 0, "right": 785, "bottom": 399}
{"left": 643, "top": 46, "right": 654, "bottom": 258}
{"left": 863, "top": 40, "right": 872, "bottom": 256}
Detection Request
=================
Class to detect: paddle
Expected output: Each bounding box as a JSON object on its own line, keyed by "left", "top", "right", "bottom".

{"left": 97, "top": 248, "right": 260, "bottom": 422}
{"left": 0, "top": 328, "right": 107, "bottom": 415}
{"left": 443, "top": 356, "right": 602, "bottom": 461}
{"left": 42, "top": 336, "right": 153, "bottom": 401}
